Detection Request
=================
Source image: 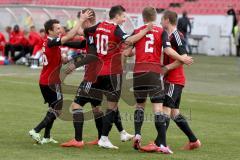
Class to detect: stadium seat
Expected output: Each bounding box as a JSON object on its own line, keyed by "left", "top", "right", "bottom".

{"left": 0, "top": 0, "right": 238, "bottom": 15}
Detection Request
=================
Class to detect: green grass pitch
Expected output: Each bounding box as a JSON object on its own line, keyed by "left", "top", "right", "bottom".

{"left": 0, "top": 55, "right": 240, "bottom": 160}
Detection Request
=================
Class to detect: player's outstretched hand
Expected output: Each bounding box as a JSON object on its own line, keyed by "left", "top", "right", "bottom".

{"left": 79, "top": 10, "right": 93, "bottom": 21}
{"left": 65, "top": 63, "right": 76, "bottom": 75}
{"left": 182, "top": 55, "right": 194, "bottom": 65}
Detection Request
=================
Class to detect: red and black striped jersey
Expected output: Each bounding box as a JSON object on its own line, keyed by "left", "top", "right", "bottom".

{"left": 84, "top": 21, "right": 129, "bottom": 76}
{"left": 163, "top": 29, "right": 187, "bottom": 86}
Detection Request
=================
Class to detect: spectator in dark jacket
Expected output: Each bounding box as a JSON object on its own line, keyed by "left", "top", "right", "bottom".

{"left": 227, "top": 5, "right": 238, "bottom": 36}
{"left": 5, "top": 26, "right": 12, "bottom": 42}
{"left": 177, "top": 11, "right": 192, "bottom": 54}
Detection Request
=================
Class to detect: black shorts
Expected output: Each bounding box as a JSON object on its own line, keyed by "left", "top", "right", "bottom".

{"left": 96, "top": 74, "right": 122, "bottom": 102}
{"left": 133, "top": 72, "right": 165, "bottom": 103}
{"left": 163, "top": 83, "right": 183, "bottom": 109}
{"left": 39, "top": 84, "right": 63, "bottom": 109}
{"left": 74, "top": 80, "right": 102, "bottom": 107}
{"left": 74, "top": 74, "right": 122, "bottom": 106}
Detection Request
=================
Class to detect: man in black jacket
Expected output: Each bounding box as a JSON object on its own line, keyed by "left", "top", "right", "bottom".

{"left": 177, "top": 11, "right": 192, "bottom": 54}
{"left": 227, "top": 5, "right": 238, "bottom": 36}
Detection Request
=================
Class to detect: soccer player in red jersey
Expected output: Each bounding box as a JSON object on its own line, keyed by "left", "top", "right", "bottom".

{"left": 94, "top": 5, "right": 154, "bottom": 149}
{"left": 124, "top": 7, "right": 193, "bottom": 154}
{"left": 161, "top": 10, "right": 201, "bottom": 151}
{"left": 61, "top": 8, "right": 104, "bottom": 148}
{"left": 61, "top": 8, "right": 136, "bottom": 148}
{"left": 28, "top": 10, "right": 93, "bottom": 144}
{"left": 64, "top": 5, "right": 153, "bottom": 149}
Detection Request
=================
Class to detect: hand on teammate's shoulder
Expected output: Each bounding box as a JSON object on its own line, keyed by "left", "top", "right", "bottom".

{"left": 146, "top": 22, "right": 153, "bottom": 31}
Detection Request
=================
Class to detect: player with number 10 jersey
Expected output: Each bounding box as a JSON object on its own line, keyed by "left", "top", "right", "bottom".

{"left": 83, "top": 5, "right": 153, "bottom": 149}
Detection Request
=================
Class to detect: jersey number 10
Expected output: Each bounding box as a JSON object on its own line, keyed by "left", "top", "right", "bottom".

{"left": 96, "top": 34, "right": 108, "bottom": 55}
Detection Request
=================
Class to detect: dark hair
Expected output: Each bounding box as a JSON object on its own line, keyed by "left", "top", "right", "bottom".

{"left": 63, "top": 26, "right": 69, "bottom": 33}
{"left": 183, "top": 11, "right": 187, "bottom": 17}
{"left": 30, "top": 25, "right": 35, "bottom": 30}
{"left": 77, "top": 11, "right": 81, "bottom": 18}
{"left": 13, "top": 24, "right": 19, "bottom": 32}
{"left": 39, "top": 28, "right": 45, "bottom": 33}
{"left": 44, "top": 19, "right": 60, "bottom": 34}
{"left": 142, "top": 7, "right": 157, "bottom": 22}
{"left": 109, "top": 5, "right": 126, "bottom": 19}
{"left": 163, "top": 10, "right": 178, "bottom": 25}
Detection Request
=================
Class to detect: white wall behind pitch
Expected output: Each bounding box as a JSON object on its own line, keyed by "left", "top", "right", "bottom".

{"left": 128, "top": 13, "right": 234, "bottom": 56}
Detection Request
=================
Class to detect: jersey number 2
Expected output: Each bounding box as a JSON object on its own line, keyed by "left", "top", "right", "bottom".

{"left": 96, "top": 34, "right": 108, "bottom": 55}
{"left": 145, "top": 34, "right": 154, "bottom": 53}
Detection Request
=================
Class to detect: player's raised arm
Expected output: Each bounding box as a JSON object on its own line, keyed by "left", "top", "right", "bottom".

{"left": 63, "top": 40, "right": 87, "bottom": 49}
{"left": 61, "top": 40, "right": 87, "bottom": 64}
{"left": 114, "top": 23, "right": 153, "bottom": 48}
{"left": 61, "top": 10, "right": 93, "bottom": 44}
{"left": 64, "top": 38, "right": 98, "bottom": 74}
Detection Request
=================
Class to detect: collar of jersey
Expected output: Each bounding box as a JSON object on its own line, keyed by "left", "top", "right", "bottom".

{"left": 47, "top": 36, "right": 54, "bottom": 40}
{"left": 143, "top": 23, "right": 158, "bottom": 30}
{"left": 105, "top": 20, "right": 117, "bottom": 25}
{"left": 144, "top": 22, "right": 157, "bottom": 26}
{"left": 169, "top": 28, "right": 178, "bottom": 36}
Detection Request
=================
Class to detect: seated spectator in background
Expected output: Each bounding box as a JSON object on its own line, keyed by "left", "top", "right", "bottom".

{"left": 14, "top": 30, "right": 32, "bottom": 64}
{"left": 4, "top": 24, "right": 30, "bottom": 63}
{"left": 23, "top": 29, "right": 32, "bottom": 56}
{"left": 5, "top": 26, "right": 12, "bottom": 42}
{"left": 29, "top": 26, "right": 43, "bottom": 57}
{"left": 60, "top": 26, "right": 70, "bottom": 55}
{"left": 29, "top": 28, "right": 45, "bottom": 69}
{"left": 0, "top": 31, "right": 6, "bottom": 58}
{"left": 39, "top": 28, "right": 46, "bottom": 39}
{"left": 177, "top": 11, "right": 192, "bottom": 54}
{"left": 234, "top": 21, "right": 240, "bottom": 57}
